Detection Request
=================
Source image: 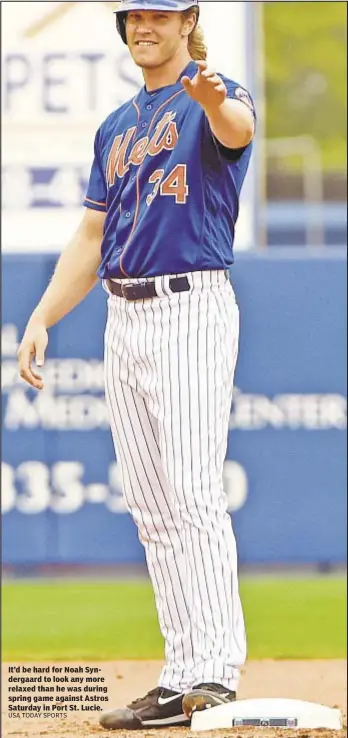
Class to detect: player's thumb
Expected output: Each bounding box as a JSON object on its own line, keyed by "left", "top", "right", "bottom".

{"left": 35, "top": 331, "right": 48, "bottom": 367}
{"left": 181, "top": 75, "right": 192, "bottom": 91}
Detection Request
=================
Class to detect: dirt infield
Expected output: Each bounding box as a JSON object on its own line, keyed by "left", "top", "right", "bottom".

{"left": 2, "top": 660, "right": 346, "bottom": 738}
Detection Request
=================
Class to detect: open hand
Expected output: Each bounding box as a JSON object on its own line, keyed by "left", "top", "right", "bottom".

{"left": 181, "top": 60, "right": 227, "bottom": 110}
{"left": 17, "top": 320, "right": 48, "bottom": 390}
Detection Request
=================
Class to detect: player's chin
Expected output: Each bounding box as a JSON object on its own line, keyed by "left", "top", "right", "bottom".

{"left": 130, "top": 45, "right": 161, "bottom": 66}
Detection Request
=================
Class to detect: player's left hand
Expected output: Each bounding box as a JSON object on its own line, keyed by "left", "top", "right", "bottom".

{"left": 181, "top": 60, "right": 227, "bottom": 110}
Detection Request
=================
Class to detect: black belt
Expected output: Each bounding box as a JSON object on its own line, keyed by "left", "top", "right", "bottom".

{"left": 106, "top": 276, "right": 190, "bottom": 301}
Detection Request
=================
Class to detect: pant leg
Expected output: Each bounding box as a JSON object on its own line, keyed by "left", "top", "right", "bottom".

{"left": 150, "top": 273, "right": 246, "bottom": 691}
{"left": 104, "top": 293, "right": 195, "bottom": 692}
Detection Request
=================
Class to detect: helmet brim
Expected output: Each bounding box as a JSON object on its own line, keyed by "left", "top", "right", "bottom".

{"left": 114, "top": 1, "right": 197, "bottom": 12}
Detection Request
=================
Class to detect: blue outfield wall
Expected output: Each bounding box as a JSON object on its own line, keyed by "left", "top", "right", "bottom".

{"left": 2, "top": 249, "right": 347, "bottom": 566}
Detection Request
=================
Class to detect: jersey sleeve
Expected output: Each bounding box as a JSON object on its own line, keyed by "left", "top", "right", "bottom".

{"left": 225, "top": 80, "right": 256, "bottom": 120}
{"left": 207, "top": 77, "right": 256, "bottom": 161}
{"left": 84, "top": 128, "right": 107, "bottom": 212}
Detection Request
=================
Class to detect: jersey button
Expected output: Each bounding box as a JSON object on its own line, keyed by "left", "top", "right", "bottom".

{"left": 146, "top": 104, "right": 152, "bottom": 110}
{"left": 125, "top": 211, "right": 131, "bottom": 218}
{"left": 141, "top": 122, "right": 147, "bottom": 128}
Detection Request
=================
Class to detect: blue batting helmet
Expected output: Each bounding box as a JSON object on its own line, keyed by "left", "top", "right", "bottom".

{"left": 114, "top": 0, "right": 200, "bottom": 45}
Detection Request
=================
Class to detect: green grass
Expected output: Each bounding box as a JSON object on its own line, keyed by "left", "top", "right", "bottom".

{"left": 2, "top": 577, "right": 346, "bottom": 661}
{"left": 241, "top": 577, "right": 346, "bottom": 660}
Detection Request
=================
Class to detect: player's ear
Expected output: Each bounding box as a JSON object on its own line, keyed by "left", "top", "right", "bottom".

{"left": 181, "top": 10, "right": 197, "bottom": 38}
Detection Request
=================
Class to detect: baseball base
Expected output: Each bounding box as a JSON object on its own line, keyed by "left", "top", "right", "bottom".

{"left": 190, "top": 698, "right": 342, "bottom": 732}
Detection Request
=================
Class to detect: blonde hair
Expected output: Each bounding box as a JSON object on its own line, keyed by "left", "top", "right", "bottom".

{"left": 182, "top": 8, "right": 207, "bottom": 61}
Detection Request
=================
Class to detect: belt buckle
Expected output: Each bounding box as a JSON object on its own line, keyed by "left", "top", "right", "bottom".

{"left": 121, "top": 281, "right": 148, "bottom": 301}
{"left": 121, "top": 282, "right": 135, "bottom": 300}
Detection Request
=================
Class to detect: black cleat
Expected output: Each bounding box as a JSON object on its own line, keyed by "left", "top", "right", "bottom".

{"left": 183, "top": 682, "right": 236, "bottom": 718}
{"left": 99, "top": 686, "right": 190, "bottom": 730}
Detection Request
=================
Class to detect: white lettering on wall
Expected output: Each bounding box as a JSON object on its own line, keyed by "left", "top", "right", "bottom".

{"left": 2, "top": 327, "right": 346, "bottom": 431}
{"left": 1, "top": 460, "right": 248, "bottom": 516}
{"left": 3, "top": 381, "right": 346, "bottom": 432}
{"left": 229, "top": 390, "right": 347, "bottom": 431}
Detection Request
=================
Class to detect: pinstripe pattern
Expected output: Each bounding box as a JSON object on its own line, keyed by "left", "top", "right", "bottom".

{"left": 104, "top": 270, "right": 246, "bottom": 692}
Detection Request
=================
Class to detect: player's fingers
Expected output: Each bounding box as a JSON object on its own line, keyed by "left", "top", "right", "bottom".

{"left": 17, "top": 341, "right": 46, "bottom": 390}
{"left": 214, "top": 83, "right": 226, "bottom": 93}
{"left": 181, "top": 76, "right": 194, "bottom": 94}
{"left": 27, "top": 370, "right": 44, "bottom": 390}
{"left": 207, "top": 74, "right": 222, "bottom": 86}
{"left": 196, "top": 60, "right": 208, "bottom": 74}
{"left": 18, "top": 354, "right": 44, "bottom": 390}
{"left": 201, "top": 68, "right": 216, "bottom": 79}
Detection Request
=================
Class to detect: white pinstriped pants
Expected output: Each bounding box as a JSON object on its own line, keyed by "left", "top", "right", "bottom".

{"left": 104, "top": 270, "right": 246, "bottom": 693}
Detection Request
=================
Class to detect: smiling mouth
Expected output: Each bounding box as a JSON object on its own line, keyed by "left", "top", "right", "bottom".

{"left": 135, "top": 41, "right": 158, "bottom": 46}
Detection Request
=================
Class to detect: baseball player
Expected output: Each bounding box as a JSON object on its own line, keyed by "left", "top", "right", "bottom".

{"left": 17, "top": 0, "right": 255, "bottom": 730}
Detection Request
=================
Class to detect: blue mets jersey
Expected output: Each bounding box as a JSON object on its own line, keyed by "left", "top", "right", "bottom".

{"left": 84, "top": 61, "right": 255, "bottom": 279}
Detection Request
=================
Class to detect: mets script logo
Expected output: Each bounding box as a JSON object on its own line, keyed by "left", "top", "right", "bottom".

{"left": 106, "top": 111, "right": 179, "bottom": 187}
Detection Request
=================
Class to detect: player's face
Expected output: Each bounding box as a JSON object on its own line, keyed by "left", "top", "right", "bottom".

{"left": 126, "top": 11, "right": 188, "bottom": 69}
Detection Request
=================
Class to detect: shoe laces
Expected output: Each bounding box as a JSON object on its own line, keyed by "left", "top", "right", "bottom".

{"left": 129, "top": 687, "right": 161, "bottom": 707}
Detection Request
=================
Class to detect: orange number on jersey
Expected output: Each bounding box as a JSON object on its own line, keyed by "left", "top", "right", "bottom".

{"left": 146, "top": 164, "right": 189, "bottom": 207}
{"left": 146, "top": 169, "right": 164, "bottom": 207}
{"left": 160, "top": 164, "right": 188, "bottom": 205}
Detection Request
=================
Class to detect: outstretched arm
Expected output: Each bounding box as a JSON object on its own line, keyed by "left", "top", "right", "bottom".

{"left": 182, "top": 60, "right": 255, "bottom": 149}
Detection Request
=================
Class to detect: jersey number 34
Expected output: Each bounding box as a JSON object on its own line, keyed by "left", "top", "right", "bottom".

{"left": 146, "top": 164, "right": 188, "bottom": 207}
